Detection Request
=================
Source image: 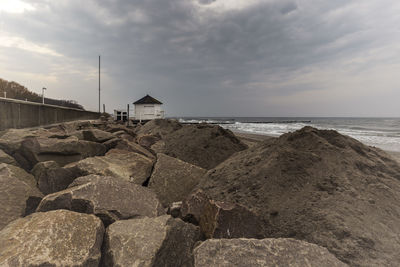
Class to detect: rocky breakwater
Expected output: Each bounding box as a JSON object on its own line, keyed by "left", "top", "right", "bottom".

{"left": 191, "top": 126, "right": 400, "bottom": 266}
{"left": 1, "top": 119, "right": 398, "bottom": 266}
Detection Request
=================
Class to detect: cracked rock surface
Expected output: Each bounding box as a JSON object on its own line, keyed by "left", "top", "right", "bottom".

{"left": 194, "top": 238, "right": 347, "bottom": 267}
{"left": 37, "top": 174, "right": 165, "bottom": 225}
{"left": 0, "top": 210, "right": 104, "bottom": 267}
{"left": 102, "top": 215, "right": 200, "bottom": 267}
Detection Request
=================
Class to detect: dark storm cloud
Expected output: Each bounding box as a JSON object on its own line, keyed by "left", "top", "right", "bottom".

{"left": 1, "top": 0, "right": 400, "bottom": 115}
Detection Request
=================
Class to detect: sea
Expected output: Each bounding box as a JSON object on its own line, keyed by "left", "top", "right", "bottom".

{"left": 175, "top": 117, "right": 400, "bottom": 152}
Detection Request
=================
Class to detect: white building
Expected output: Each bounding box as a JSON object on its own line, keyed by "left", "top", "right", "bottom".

{"left": 133, "top": 94, "right": 164, "bottom": 121}
{"left": 113, "top": 109, "right": 128, "bottom": 121}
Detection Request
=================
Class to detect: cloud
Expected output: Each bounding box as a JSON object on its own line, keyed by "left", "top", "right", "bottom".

{"left": 0, "top": 0, "right": 399, "bottom": 116}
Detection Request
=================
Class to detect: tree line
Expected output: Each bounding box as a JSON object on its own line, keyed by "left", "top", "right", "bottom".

{"left": 0, "top": 78, "right": 84, "bottom": 110}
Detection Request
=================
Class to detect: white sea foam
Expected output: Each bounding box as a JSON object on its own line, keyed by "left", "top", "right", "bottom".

{"left": 176, "top": 117, "right": 400, "bottom": 152}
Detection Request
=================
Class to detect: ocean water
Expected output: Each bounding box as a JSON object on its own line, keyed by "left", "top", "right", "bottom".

{"left": 177, "top": 117, "right": 400, "bottom": 152}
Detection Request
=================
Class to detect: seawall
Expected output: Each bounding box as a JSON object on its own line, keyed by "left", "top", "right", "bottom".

{"left": 0, "top": 97, "right": 100, "bottom": 130}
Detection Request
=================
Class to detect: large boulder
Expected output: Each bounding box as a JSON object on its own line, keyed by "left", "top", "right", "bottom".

{"left": 64, "top": 149, "right": 154, "bottom": 184}
{"left": 17, "top": 136, "right": 107, "bottom": 170}
{"left": 0, "top": 128, "right": 48, "bottom": 154}
{"left": 136, "top": 119, "right": 182, "bottom": 138}
{"left": 114, "top": 139, "right": 155, "bottom": 159}
{"left": 197, "top": 126, "right": 400, "bottom": 266}
{"left": 54, "top": 120, "right": 94, "bottom": 133}
{"left": 0, "top": 149, "right": 18, "bottom": 166}
{"left": 37, "top": 175, "right": 165, "bottom": 226}
{"left": 104, "top": 124, "right": 136, "bottom": 137}
{"left": 199, "top": 200, "right": 266, "bottom": 239}
{"left": 161, "top": 124, "right": 247, "bottom": 169}
{"left": 149, "top": 153, "right": 207, "bottom": 207}
{"left": 0, "top": 163, "right": 43, "bottom": 230}
{"left": 102, "top": 215, "right": 200, "bottom": 267}
{"left": 31, "top": 161, "right": 78, "bottom": 195}
{"left": 73, "top": 129, "right": 115, "bottom": 143}
{"left": 0, "top": 210, "right": 104, "bottom": 267}
{"left": 181, "top": 189, "right": 210, "bottom": 224}
{"left": 137, "top": 134, "right": 160, "bottom": 149}
{"left": 194, "top": 238, "right": 347, "bottom": 267}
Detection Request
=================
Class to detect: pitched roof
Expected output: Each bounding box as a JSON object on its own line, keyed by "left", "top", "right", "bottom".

{"left": 133, "top": 94, "right": 163, "bottom": 105}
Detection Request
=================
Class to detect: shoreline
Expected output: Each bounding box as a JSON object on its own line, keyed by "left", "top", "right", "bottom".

{"left": 232, "top": 130, "right": 400, "bottom": 163}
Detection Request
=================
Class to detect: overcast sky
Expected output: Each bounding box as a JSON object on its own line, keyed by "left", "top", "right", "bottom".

{"left": 1, "top": 0, "right": 400, "bottom": 116}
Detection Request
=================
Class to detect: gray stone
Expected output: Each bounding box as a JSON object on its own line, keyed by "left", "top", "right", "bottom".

{"left": 104, "top": 124, "right": 136, "bottom": 137}
{"left": 199, "top": 200, "right": 265, "bottom": 239}
{"left": 114, "top": 139, "right": 155, "bottom": 159}
{"left": 0, "top": 163, "right": 43, "bottom": 230}
{"left": 161, "top": 124, "right": 247, "bottom": 169}
{"left": 81, "top": 129, "right": 114, "bottom": 143}
{"left": 65, "top": 149, "right": 154, "bottom": 184}
{"left": 181, "top": 189, "right": 210, "bottom": 224}
{"left": 0, "top": 210, "right": 104, "bottom": 267}
{"left": 37, "top": 175, "right": 165, "bottom": 226}
{"left": 17, "top": 136, "right": 107, "bottom": 170}
{"left": 102, "top": 215, "right": 200, "bottom": 267}
{"left": 150, "top": 140, "right": 166, "bottom": 154}
{"left": 135, "top": 119, "right": 182, "bottom": 138}
{"left": 31, "top": 161, "right": 77, "bottom": 195}
{"left": 0, "top": 149, "right": 18, "bottom": 166}
{"left": 168, "top": 201, "right": 182, "bottom": 218}
{"left": 138, "top": 134, "right": 160, "bottom": 149}
{"left": 194, "top": 238, "right": 348, "bottom": 267}
{"left": 149, "top": 153, "right": 207, "bottom": 207}
{"left": 0, "top": 128, "right": 47, "bottom": 154}
{"left": 102, "top": 137, "right": 120, "bottom": 150}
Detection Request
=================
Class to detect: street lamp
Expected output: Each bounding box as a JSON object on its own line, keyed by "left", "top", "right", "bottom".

{"left": 42, "top": 87, "right": 46, "bottom": 104}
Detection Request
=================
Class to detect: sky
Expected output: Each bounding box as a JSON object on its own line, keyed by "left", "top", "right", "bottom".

{"left": 0, "top": 0, "right": 400, "bottom": 117}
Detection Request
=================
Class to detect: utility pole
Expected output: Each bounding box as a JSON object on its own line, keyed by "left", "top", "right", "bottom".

{"left": 42, "top": 87, "right": 46, "bottom": 104}
{"left": 127, "top": 104, "right": 130, "bottom": 126}
{"left": 98, "top": 55, "right": 101, "bottom": 113}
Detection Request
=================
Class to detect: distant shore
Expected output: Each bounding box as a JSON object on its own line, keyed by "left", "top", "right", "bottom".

{"left": 232, "top": 130, "right": 400, "bottom": 163}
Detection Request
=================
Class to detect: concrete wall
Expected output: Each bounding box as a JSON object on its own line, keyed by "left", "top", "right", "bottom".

{"left": 0, "top": 98, "right": 100, "bottom": 130}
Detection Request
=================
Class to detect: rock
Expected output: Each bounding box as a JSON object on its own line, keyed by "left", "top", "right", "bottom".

{"left": 149, "top": 153, "right": 207, "bottom": 207}
{"left": 168, "top": 201, "right": 183, "bottom": 218}
{"left": 67, "top": 128, "right": 115, "bottom": 143}
{"left": 17, "top": 136, "right": 107, "bottom": 170}
{"left": 102, "top": 137, "right": 120, "bottom": 150}
{"left": 138, "top": 134, "right": 160, "bottom": 149}
{"left": 57, "top": 120, "right": 94, "bottom": 133}
{"left": 0, "top": 162, "right": 37, "bottom": 188}
{"left": 199, "top": 200, "right": 265, "bottom": 239}
{"left": 37, "top": 175, "right": 165, "bottom": 226}
{"left": 65, "top": 149, "right": 154, "bottom": 185}
{"left": 0, "top": 210, "right": 104, "bottom": 267}
{"left": 81, "top": 129, "right": 114, "bottom": 143}
{"left": 0, "top": 149, "right": 18, "bottom": 166}
{"left": 162, "top": 124, "right": 247, "bottom": 169}
{"left": 197, "top": 126, "right": 400, "bottom": 266}
{"left": 193, "top": 238, "right": 347, "bottom": 267}
{"left": 111, "top": 130, "right": 127, "bottom": 137}
{"left": 150, "top": 140, "right": 166, "bottom": 154}
{"left": 31, "top": 161, "right": 77, "bottom": 195}
{"left": 136, "top": 119, "right": 182, "bottom": 138}
{"left": 0, "top": 163, "right": 43, "bottom": 230}
{"left": 0, "top": 128, "right": 53, "bottom": 158}
{"left": 181, "top": 189, "right": 210, "bottom": 224}
{"left": 104, "top": 124, "right": 136, "bottom": 137}
{"left": 102, "top": 215, "right": 200, "bottom": 267}
{"left": 114, "top": 139, "right": 155, "bottom": 159}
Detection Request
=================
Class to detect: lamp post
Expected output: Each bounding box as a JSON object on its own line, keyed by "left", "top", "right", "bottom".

{"left": 42, "top": 87, "right": 46, "bottom": 104}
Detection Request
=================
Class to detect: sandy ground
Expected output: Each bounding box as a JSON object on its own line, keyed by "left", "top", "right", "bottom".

{"left": 233, "top": 130, "right": 400, "bottom": 164}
